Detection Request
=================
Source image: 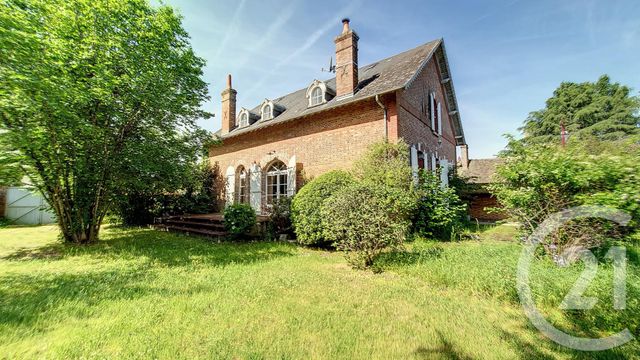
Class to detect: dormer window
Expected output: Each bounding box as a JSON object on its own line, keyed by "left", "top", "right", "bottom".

{"left": 262, "top": 104, "right": 272, "bottom": 120}
{"left": 311, "top": 87, "right": 323, "bottom": 106}
{"left": 239, "top": 112, "right": 249, "bottom": 127}
{"left": 306, "top": 80, "right": 334, "bottom": 108}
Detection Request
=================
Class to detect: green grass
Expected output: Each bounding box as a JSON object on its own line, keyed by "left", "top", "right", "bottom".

{"left": 0, "top": 225, "right": 638, "bottom": 359}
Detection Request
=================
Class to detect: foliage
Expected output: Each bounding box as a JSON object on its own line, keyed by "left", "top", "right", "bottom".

{"left": 0, "top": 217, "right": 10, "bottom": 228}
{"left": 223, "top": 204, "right": 256, "bottom": 237}
{"left": 412, "top": 170, "right": 467, "bottom": 240}
{"left": 290, "top": 170, "right": 355, "bottom": 246}
{"left": 352, "top": 139, "right": 414, "bottom": 192}
{"left": 321, "top": 182, "right": 408, "bottom": 269}
{"left": 266, "top": 196, "right": 293, "bottom": 238}
{"left": 0, "top": 0, "right": 210, "bottom": 243}
{"left": 0, "top": 132, "right": 22, "bottom": 186}
{"left": 521, "top": 75, "right": 639, "bottom": 144}
{"left": 113, "top": 161, "right": 219, "bottom": 226}
{"left": 490, "top": 136, "right": 640, "bottom": 258}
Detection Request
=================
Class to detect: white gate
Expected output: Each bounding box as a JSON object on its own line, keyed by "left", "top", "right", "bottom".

{"left": 5, "top": 187, "right": 56, "bottom": 225}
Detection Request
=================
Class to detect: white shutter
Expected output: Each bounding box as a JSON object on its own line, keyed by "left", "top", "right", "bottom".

{"left": 431, "top": 153, "right": 437, "bottom": 171}
{"left": 410, "top": 146, "right": 419, "bottom": 184}
{"left": 421, "top": 151, "right": 428, "bottom": 169}
{"left": 249, "top": 164, "right": 262, "bottom": 213}
{"left": 429, "top": 93, "right": 435, "bottom": 129}
{"left": 437, "top": 102, "right": 442, "bottom": 135}
{"left": 287, "top": 156, "right": 297, "bottom": 196}
{"left": 225, "top": 166, "right": 235, "bottom": 206}
{"left": 440, "top": 159, "right": 449, "bottom": 188}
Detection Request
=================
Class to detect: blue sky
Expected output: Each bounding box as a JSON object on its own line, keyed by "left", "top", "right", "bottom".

{"left": 164, "top": 0, "right": 640, "bottom": 158}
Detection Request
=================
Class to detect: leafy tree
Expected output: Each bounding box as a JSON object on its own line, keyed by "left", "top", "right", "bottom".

{"left": 0, "top": 0, "right": 210, "bottom": 243}
{"left": 521, "top": 75, "right": 639, "bottom": 144}
{"left": 0, "top": 132, "right": 22, "bottom": 186}
{"left": 490, "top": 136, "right": 640, "bottom": 259}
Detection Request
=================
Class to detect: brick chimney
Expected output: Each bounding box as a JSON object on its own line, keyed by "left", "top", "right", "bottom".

{"left": 221, "top": 74, "right": 237, "bottom": 135}
{"left": 459, "top": 144, "right": 469, "bottom": 170}
{"left": 334, "top": 18, "right": 359, "bottom": 99}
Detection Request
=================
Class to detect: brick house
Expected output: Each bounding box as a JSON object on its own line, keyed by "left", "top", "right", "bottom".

{"left": 209, "top": 19, "right": 466, "bottom": 213}
{"left": 457, "top": 152, "right": 507, "bottom": 222}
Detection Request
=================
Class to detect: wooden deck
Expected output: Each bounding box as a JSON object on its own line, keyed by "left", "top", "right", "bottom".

{"left": 154, "top": 213, "right": 268, "bottom": 238}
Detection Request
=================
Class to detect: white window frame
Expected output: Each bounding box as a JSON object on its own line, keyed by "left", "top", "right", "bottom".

{"left": 236, "top": 167, "right": 249, "bottom": 204}
{"left": 238, "top": 110, "right": 250, "bottom": 127}
{"left": 266, "top": 161, "right": 288, "bottom": 204}
{"left": 262, "top": 104, "right": 272, "bottom": 120}
{"left": 429, "top": 92, "right": 435, "bottom": 130}
{"left": 310, "top": 87, "right": 323, "bottom": 106}
{"left": 437, "top": 101, "right": 442, "bottom": 135}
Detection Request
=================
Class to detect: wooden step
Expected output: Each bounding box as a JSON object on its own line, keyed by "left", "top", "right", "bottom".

{"left": 165, "top": 219, "right": 225, "bottom": 229}
{"left": 155, "top": 224, "right": 228, "bottom": 238}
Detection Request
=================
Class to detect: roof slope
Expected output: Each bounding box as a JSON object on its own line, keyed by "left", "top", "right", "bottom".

{"left": 458, "top": 158, "right": 503, "bottom": 184}
{"left": 221, "top": 39, "right": 462, "bottom": 141}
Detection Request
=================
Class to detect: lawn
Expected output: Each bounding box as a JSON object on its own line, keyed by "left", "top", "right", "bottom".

{"left": 0, "top": 225, "right": 638, "bottom": 359}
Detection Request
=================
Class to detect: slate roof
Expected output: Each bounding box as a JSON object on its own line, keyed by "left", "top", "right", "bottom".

{"left": 219, "top": 38, "right": 464, "bottom": 144}
{"left": 458, "top": 158, "right": 503, "bottom": 184}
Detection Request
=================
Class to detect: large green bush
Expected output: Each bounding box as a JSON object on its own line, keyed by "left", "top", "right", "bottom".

{"left": 412, "top": 170, "right": 467, "bottom": 240}
{"left": 490, "top": 137, "right": 640, "bottom": 256}
{"left": 291, "top": 170, "right": 355, "bottom": 246}
{"left": 223, "top": 204, "right": 256, "bottom": 238}
{"left": 321, "top": 183, "right": 408, "bottom": 269}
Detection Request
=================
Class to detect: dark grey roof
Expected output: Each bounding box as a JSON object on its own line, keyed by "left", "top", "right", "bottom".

{"left": 220, "top": 39, "right": 464, "bottom": 144}
{"left": 458, "top": 158, "right": 503, "bottom": 184}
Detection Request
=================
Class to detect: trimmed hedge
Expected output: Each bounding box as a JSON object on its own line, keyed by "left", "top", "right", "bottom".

{"left": 291, "top": 170, "right": 354, "bottom": 246}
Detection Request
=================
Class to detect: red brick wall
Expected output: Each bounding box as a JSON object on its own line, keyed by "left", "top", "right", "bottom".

{"left": 468, "top": 193, "right": 508, "bottom": 222}
{"left": 210, "top": 99, "right": 388, "bottom": 182}
{"left": 396, "top": 58, "right": 456, "bottom": 162}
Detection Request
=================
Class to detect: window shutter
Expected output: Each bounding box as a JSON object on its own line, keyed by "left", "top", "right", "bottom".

{"left": 431, "top": 153, "right": 437, "bottom": 171}
{"left": 422, "top": 151, "right": 429, "bottom": 169}
{"left": 287, "top": 156, "right": 297, "bottom": 196}
{"left": 249, "top": 164, "right": 262, "bottom": 213}
{"left": 437, "top": 102, "right": 442, "bottom": 135}
{"left": 430, "top": 93, "right": 435, "bottom": 129}
{"left": 410, "top": 146, "right": 419, "bottom": 184}
{"left": 225, "top": 175, "right": 235, "bottom": 206}
{"left": 440, "top": 160, "right": 449, "bottom": 188}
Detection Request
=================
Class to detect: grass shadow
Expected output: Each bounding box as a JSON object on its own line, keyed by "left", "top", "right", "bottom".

{"left": 1, "top": 227, "right": 298, "bottom": 268}
{"left": 414, "top": 331, "right": 474, "bottom": 360}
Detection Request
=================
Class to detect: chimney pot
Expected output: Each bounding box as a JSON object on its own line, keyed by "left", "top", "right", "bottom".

{"left": 227, "top": 74, "right": 232, "bottom": 89}
{"left": 341, "top": 18, "right": 350, "bottom": 33}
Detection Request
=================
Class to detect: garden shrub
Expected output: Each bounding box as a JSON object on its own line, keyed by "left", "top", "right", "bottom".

{"left": 412, "top": 170, "right": 467, "bottom": 240}
{"left": 291, "top": 170, "right": 355, "bottom": 246}
{"left": 490, "top": 136, "right": 640, "bottom": 260}
{"left": 266, "top": 196, "right": 293, "bottom": 239}
{"left": 223, "top": 204, "right": 256, "bottom": 237}
{"left": 321, "top": 182, "right": 409, "bottom": 269}
{"left": 353, "top": 139, "right": 413, "bottom": 192}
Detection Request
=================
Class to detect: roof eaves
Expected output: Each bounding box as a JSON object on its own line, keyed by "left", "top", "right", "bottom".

{"left": 403, "top": 38, "right": 442, "bottom": 90}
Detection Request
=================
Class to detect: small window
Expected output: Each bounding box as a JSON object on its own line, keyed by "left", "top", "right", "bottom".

{"left": 310, "top": 87, "right": 323, "bottom": 106}
{"left": 239, "top": 112, "right": 249, "bottom": 127}
{"left": 262, "top": 104, "right": 272, "bottom": 120}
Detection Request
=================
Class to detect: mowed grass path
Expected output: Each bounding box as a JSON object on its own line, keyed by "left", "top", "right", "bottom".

{"left": 0, "top": 225, "right": 637, "bottom": 359}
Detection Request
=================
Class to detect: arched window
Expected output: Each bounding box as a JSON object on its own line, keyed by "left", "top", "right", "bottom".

{"left": 310, "top": 86, "right": 323, "bottom": 106}
{"left": 262, "top": 104, "right": 272, "bottom": 120}
{"left": 239, "top": 112, "right": 249, "bottom": 127}
{"left": 266, "top": 160, "right": 288, "bottom": 203}
{"left": 236, "top": 166, "right": 249, "bottom": 204}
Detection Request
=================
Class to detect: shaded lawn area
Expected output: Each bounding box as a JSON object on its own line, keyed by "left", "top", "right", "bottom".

{"left": 0, "top": 225, "right": 638, "bottom": 359}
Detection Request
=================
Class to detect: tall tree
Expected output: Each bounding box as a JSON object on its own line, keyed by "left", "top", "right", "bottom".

{"left": 0, "top": 0, "right": 211, "bottom": 243}
{"left": 521, "top": 75, "right": 639, "bottom": 144}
